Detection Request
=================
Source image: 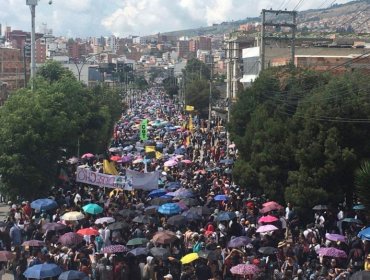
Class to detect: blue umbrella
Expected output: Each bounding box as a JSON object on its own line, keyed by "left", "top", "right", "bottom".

{"left": 358, "top": 227, "right": 370, "bottom": 241}
{"left": 342, "top": 218, "right": 362, "bottom": 224}
{"left": 219, "top": 159, "right": 234, "bottom": 165}
{"left": 174, "top": 148, "right": 186, "bottom": 155}
{"left": 58, "top": 270, "right": 87, "bottom": 280}
{"left": 127, "top": 247, "right": 149, "bottom": 256}
{"left": 182, "top": 210, "right": 202, "bottom": 221}
{"left": 82, "top": 203, "right": 103, "bottom": 215}
{"left": 353, "top": 204, "right": 365, "bottom": 210}
{"left": 214, "top": 195, "right": 229, "bottom": 201}
{"left": 148, "top": 189, "right": 167, "bottom": 198}
{"left": 165, "top": 182, "right": 181, "bottom": 191}
{"left": 31, "top": 199, "right": 58, "bottom": 211}
{"left": 24, "top": 263, "right": 63, "bottom": 279}
{"left": 158, "top": 203, "right": 181, "bottom": 215}
{"left": 216, "top": 211, "right": 236, "bottom": 221}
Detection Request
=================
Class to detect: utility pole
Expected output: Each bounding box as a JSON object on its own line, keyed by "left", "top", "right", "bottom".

{"left": 260, "top": 9, "right": 297, "bottom": 70}
{"left": 26, "top": 0, "right": 38, "bottom": 91}
{"left": 207, "top": 54, "right": 213, "bottom": 131}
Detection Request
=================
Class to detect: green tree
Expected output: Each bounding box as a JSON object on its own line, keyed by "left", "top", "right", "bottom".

{"left": 355, "top": 161, "right": 370, "bottom": 218}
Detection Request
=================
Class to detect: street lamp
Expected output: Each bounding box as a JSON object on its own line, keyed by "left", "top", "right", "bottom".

{"left": 26, "top": 0, "right": 38, "bottom": 91}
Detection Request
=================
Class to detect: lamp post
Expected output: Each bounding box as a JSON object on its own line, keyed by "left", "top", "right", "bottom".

{"left": 26, "top": 0, "right": 38, "bottom": 91}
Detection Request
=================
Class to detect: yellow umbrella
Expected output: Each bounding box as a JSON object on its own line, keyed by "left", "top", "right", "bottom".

{"left": 109, "top": 188, "right": 122, "bottom": 198}
{"left": 180, "top": 252, "right": 199, "bottom": 264}
{"left": 61, "top": 211, "right": 85, "bottom": 221}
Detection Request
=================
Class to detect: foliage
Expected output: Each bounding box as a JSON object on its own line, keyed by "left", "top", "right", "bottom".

{"left": 0, "top": 62, "right": 121, "bottom": 200}
{"left": 134, "top": 76, "right": 149, "bottom": 90}
{"left": 355, "top": 161, "right": 370, "bottom": 218}
{"left": 229, "top": 67, "right": 370, "bottom": 212}
{"left": 163, "top": 77, "right": 178, "bottom": 99}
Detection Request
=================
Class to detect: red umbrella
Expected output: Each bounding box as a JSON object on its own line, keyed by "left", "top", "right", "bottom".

{"left": 0, "top": 251, "right": 15, "bottom": 262}
{"left": 22, "top": 240, "right": 46, "bottom": 247}
{"left": 110, "top": 155, "right": 121, "bottom": 162}
{"left": 258, "top": 215, "right": 279, "bottom": 224}
{"left": 77, "top": 228, "right": 99, "bottom": 236}
{"left": 230, "top": 264, "right": 260, "bottom": 276}
{"left": 58, "top": 232, "right": 84, "bottom": 247}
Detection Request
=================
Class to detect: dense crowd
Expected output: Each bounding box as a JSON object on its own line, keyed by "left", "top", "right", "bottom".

{"left": 1, "top": 87, "right": 369, "bottom": 280}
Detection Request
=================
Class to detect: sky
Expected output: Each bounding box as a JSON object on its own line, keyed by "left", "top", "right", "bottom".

{"left": 2, "top": 0, "right": 351, "bottom": 38}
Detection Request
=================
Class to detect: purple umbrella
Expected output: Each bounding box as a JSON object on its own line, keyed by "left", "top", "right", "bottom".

{"left": 317, "top": 247, "right": 347, "bottom": 258}
{"left": 230, "top": 264, "right": 260, "bottom": 276}
{"left": 101, "top": 245, "right": 128, "bottom": 254}
{"left": 121, "top": 155, "right": 132, "bottom": 163}
{"left": 176, "top": 201, "right": 188, "bottom": 211}
{"left": 58, "top": 232, "right": 84, "bottom": 247}
{"left": 167, "top": 188, "right": 194, "bottom": 198}
{"left": 227, "top": 236, "right": 251, "bottom": 248}
{"left": 42, "top": 222, "right": 67, "bottom": 232}
{"left": 22, "top": 240, "right": 46, "bottom": 247}
{"left": 325, "top": 233, "right": 346, "bottom": 243}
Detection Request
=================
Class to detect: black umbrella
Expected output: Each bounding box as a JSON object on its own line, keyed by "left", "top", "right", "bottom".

{"left": 258, "top": 247, "right": 278, "bottom": 255}
{"left": 198, "top": 250, "right": 218, "bottom": 261}
{"left": 127, "top": 247, "right": 149, "bottom": 257}
{"left": 167, "top": 215, "right": 187, "bottom": 227}
{"left": 182, "top": 210, "right": 202, "bottom": 221}
{"left": 108, "top": 221, "right": 129, "bottom": 231}
{"left": 150, "top": 247, "right": 170, "bottom": 260}
{"left": 132, "top": 215, "right": 153, "bottom": 224}
{"left": 179, "top": 198, "right": 199, "bottom": 207}
{"left": 188, "top": 206, "right": 211, "bottom": 216}
{"left": 150, "top": 197, "right": 172, "bottom": 206}
{"left": 312, "top": 205, "right": 328, "bottom": 211}
{"left": 118, "top": 209, "right": 139, "bottom": 218}
{"left": 349, "top": 271, "right": 370, "bottom": 280}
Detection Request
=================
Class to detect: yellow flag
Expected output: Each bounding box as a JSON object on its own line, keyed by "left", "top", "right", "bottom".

{"left": 145, "top": 146, "right": 156, "bottom": 153}
{"left": 188, "top": 115, "right": 193, "bottom": 131}
{"left": 185, "top": 136, "right": 190, "bottom": 146}
{"left": 186, "top": 105, "right": 194, "bottom": 112}
{"left": 155, "top": 151, "right": 162, "bottom": 159}
{"left": 103, "top": 159, "right": 119, "bottom": 175}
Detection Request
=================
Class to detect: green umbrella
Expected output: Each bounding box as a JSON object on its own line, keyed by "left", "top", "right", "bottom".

{"left": 82, "top": 203, "right": 103, "bottom": 215}
{"left": 127, "top": 238, "right": 149, "bottom": 246}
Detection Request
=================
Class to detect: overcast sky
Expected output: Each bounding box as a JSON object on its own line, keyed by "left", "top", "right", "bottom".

{"left": 2, "top": 0, "right": 351, "bottom": 38}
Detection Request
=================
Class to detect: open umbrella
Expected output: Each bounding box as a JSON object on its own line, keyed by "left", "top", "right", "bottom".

{"left": 150, "top": 247, "right": 170, "bottom": 259}
{"left": 144, "top": 205, "right": 159, "bottom": 215}
{"left": 342, "top": 218, "right": 362, "bottom": 224}
{"left": 81, "top": 153, "right": 94, "bottom": 159}
{"left": 167, "top": 215, "right": 187, "bottom": 227}
{"left": 258, "top": 215, "right": 278, "bottom": 224}
{"left": 358, "top": 227, "right": 370, "bottom": 241}
{"left": 82, "top": 203, "right": 103, "bottom": 215}
{"left": 256, "top": 224, "right": 279, "bottom": 233}
{"left": 58, "top": 270, "right": 87, "bottom": 280}
{"left": 230, "top": 264, "right": 260, "bottom": 276}
{"left": 171, "top": 188, "right": 194, "bottom": 198}
{"left": 312, "top": 205, "right": 328, "bottom": 211}
{"left": 0, "top": 251, "right": 15, "bottom": 262}
{"left": 150, "top": 197, "right": 172, "bottom": 206}
{"left": 227, "top": 236, "right": 251, "bottom": 248}
{"left": 152, "top": 230, "right": 177, "bottom": 244}
{"left": 182, "top": 210, "right": 202, "bottom": 221}
{"left": 127, "top": 247, "right": 149, "bottom": 256}
{"left": 24, "top": 263, "right": 63, "bottom": 279}
{"left": 214, "top": 195, "right": 229, "bottom": 201}
{"left": 132, "top": 215, "right": 153, "bottom": 224}
{"left": 188, "top": 206, "right": 211, "bottom": 216}
{"left": 22, "top": 240, "right": 45, "bottom": 247}
{"left": 127, "top": 238, "right": 148, "bottom": 246}
{"left": 219, "top": 159, "right": 234, "bottom": 165}
{"left": 118, "top": 209, "right": 138, "bottom": 218}
{"left": 108, "top": 221, "right": 129, "bottom": 231}
{"left": 101, "top": 245, "right": 127, "bottom": 254}
{"left": 158, "top": 203, "right": 181, "bottom": 215}
{"left": 148, "top": 189, "right": 167, "bottom": 198}
{"left": 317, "top": 247, "right": 347, "bottom": 258}
{"left": 258, "top": 246, "right": 278, "bottom": 255}
{"left": 178, "top": 198, "right": 198, "bottom": 207}
{"left": 216, "top": 211, "right": 236, "bottom": 221}
{"left": 77, "top": 228, "right": 99, "bottom": 236}
{"left": 198, "top": 250, "right": 218, "bottom": 261}
{"left": 260, "top": 204, "right": 283, "bottom": 214}
{"left": 95, "top": 217, "right": 115, "bottom": 224}
{"left": 164, "top": 160, "right": 177, "bottom": 167}
{"left": 121, "top": 155, "right": 132, "bottom": 163}
{"left": 180, "top": 253, "right": 199, "bottom": 264}
{"left": 110, "top": 155, "right": 121, "bottom": 162}
{"left": 59, "top": 232, "right": 84, "bottom": 247}
{"left": 325, "top": 233, "right": 346, "bottom": 243}
{"left": 42, "top": 222, "right": 67, "bottom": 232}
{"left": 67, "top": 157, "right": 79, "bottom": 164}
{"left": 353, "top": 204, "right": 365, "bottom": 210}
{"left": 31, "top": 198, "right": 58, "bottom": 211}
{"left": 61, "top": 211, "right": 85, "bottom": 221}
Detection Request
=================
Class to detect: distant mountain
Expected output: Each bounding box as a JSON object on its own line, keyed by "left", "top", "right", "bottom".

{"left": 159, "top": 0, "right": 370, "bottom": 37}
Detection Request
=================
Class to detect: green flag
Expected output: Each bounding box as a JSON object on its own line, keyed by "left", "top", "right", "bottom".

{"left": 140, "top": 119, "right": 148, "bottom": 141}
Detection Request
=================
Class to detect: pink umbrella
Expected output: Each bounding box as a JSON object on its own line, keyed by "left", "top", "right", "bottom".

{"left": 58, "top": 232, "right": 84, "bottom": 247}
{"left": 260, "top": 203, "right": 283, "bottom": 214}
{"left": 325, "top": 233, "right": 346, "bottom": 243}
{"left": 317, "top": 247, "right": 347, "bottom": 258}
{"left": 258, "top": 215, "right": 278, "bottom": 224}
{"left": 230, "top": 264, "right": 260, "bottom": 276}
{"left": 101, "top": 245, "right": 128, "bottom": 254}
{"left": 262, "top": 201, "right": 283, "bottom": 208}
{"left": 81, "top": 153, "right": 94, "bottom": 159}
{"left": 256, "top": 224, "right": 279, "bottom": 233}
{"left": 181, "top": 159, "right": 192, "bottom": 164}
{"left": 164, "top": 160, "right": 177, "bottom": 167}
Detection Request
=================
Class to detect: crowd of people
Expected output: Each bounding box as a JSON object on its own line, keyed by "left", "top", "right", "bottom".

{"left": 1, "top": 87, "right": 369, "bottom": 280}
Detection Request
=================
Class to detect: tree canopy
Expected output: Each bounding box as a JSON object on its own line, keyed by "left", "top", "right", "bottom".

{"left": 0, "top": 61, "right": 122, "bottom": 200}
{"left": 229, "top": 67, "right": 370, "bottom": 215}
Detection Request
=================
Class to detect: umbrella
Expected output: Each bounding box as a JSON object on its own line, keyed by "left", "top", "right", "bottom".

{"left": 22, "top": 240, "right": 45, "bottom": 247}
{"left": 0, "top": 251, "right": 15, "bottom": 262}
{"left": 24, "top": 263, "right": 63, "bottom": 279}
{"left": 262, "top": 201, "right": 283, "bottom": 209}
{"left": 350, "top": 271, "right": 370, "bottom": 280}
{"left": 108, "top": 221, "right": 129, "bottom": 231}
{"left": 152, "top": 230, "right": 177, "bottom": 244}
{"left": 158, "top": 203, "right": 182, "bottom": 215}
{"left": 164, "top": 160, "right": 177, "bottom": 167}
{"left": 181, "top": 159, "right": 192, "bottom": 164}
{"left": 150, "top": 197, "right": 172, "bottom": 206}
{"left": 353, "top": 204, "right": 365, "bottom": 210}
{"left": 127, "top": 247, "right": 149, "bottom": 256}
{"left": 258, "top": 215, "right": 278, "bottom": 224}
{"left": 174, "top": 148, "right": 186, "bottom": 154}
{"left": 358, "top": 227, "right": 370, "bottom": 241}
{"left": 31, "top": 198, "right": 58, "bottom": 211}
{"left": 325, "top": 233, "right": 346, "bottom": 243}
{"left": 219, "top": 159, "right": 234, "bottom": 165}
{"left": 214, "top": 195, "right": 229, "bottom": 201}
{"left": 178, "top": 198, "right": 198, "bottom": 207}
{"left": 194, "top": 169, "right": 206, "bottom": 175}
{"left": 59, "top": 232, "right": 84, "bottom": 247}
{"left": 132, "top": 215, "right": 154, "bottom": 224}
{"left": 77, "top": 228, "right": 99, "bottom": 236}
{"left": 121, "top": 155, "right": 132, "bottom": 163}
{"left": 312, "top": 205, "right": 328, "bottom": 211}
{"left": 58, "top": 270, "right": 87, "bottom": 280}
{"left": 95, "top": 217, "right": 115, "bottom": 224}
{"left": 216, "top": 211, "right": 236, "bottom": 221}
{"left": 260, "top": 204, "right": 283, "bottom": 214}
{"left": 227, "top": 236, "right": 251, "bottom": 248}
{"left": 81, "top": 153, "right": 94, "bottom": 159}
{"left": 101, "top": 245, "right": 127, "bottom": 254}
{"left": 150, "top": 247, "right": 170, "bottom": 259}
{"left": 198, "top": 250, "right": 218, "bottom": 261}
{"left": 148, "top": 189, "right": 167, "bottom": 198}
{"left": 188, "top": 206, "right": 211, "bottom": 216}
{"left": 165, "top": 181, "right": 181, "bottom": 191}
{"left": 258, "top": 246, "right": 278, "bottom": 255}
{"left": 171, "top": 188, "right": 194, "bottom": 198}
{"left": 230, "top": 264, "right": 260, "bottom": 276}
{"left": 127, "top": 238, "right": 149, "bottom": 246}
{"left": 182, "top": 210, "right": 202, "bottom": 221}
{"left": 180, "top": 253, "right": 199, "bottom": 264}
{"left": 317, "top": 247, "right": 347, "bottom": 258}
{"left": 144, "top": 205, "right": 159, "bottom": 215}
{"left": 167, "top": 215, "right": 187, "bottom": 227}
{"left": 82, "top": 203, "right": 103, "bottom": 215}
{"left": 42, "top": 222, "right": 67, "bottom": 232}
{"left": 61, "top": 211, "right": 85, "bottom": 221}
{"left": 118, "top": 209, "right": 138, "bottom": 218}
{"left": 110, "top": 155, "right": 121, "bottom": 161}
{"left": 67, "top": 157, "right": 79, "bottom": 164}
{"left": 256, "top": 224, "right": 279, "bottom": 233}
{"left": 175, "top": 201, "right": 188, "bottom": 211}
{"left": 342, "top": 218, "right": 362, "bottom": 224}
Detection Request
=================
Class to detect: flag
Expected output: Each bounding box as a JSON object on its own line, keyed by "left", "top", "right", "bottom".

{"left": 103, "top": 159, "right": 119, "bottom": 175}
{"left": 185, "top": 105, "right": 194, "bottom": 112}
{"left": 58, "top": 168, "right": 69, "bottom": 182}
{"left": 140, "top": 119, "right": 148, "bottom": 141}
{"left": 155, "top": 151, "right": 162, "bottom": 159}
{"left": 188, "top": 115, "right": 193, "bottom": 131}
{"left": 145, "top": 146, "right": 156, "bottom": 153}
{"left": 185, "top": 136, "right": 190, "bottom": 147}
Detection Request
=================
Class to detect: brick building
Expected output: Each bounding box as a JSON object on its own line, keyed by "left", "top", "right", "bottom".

{"left": 0, "top": 47, "right": 26, "bottom": 90}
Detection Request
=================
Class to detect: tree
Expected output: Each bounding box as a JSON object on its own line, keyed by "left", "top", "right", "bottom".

{"left": 0, "top": 62, "right": 121, "bottom": 200}
{"left": 163, "top": 77, "right": 178, "bottom": 99}
{"left": 355, "top": 161, "right": 370, "bottom": 218}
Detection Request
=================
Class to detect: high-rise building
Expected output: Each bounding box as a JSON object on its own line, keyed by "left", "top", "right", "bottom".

{"left": 177, "top": 40, "right": 189, "bottom": 59}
